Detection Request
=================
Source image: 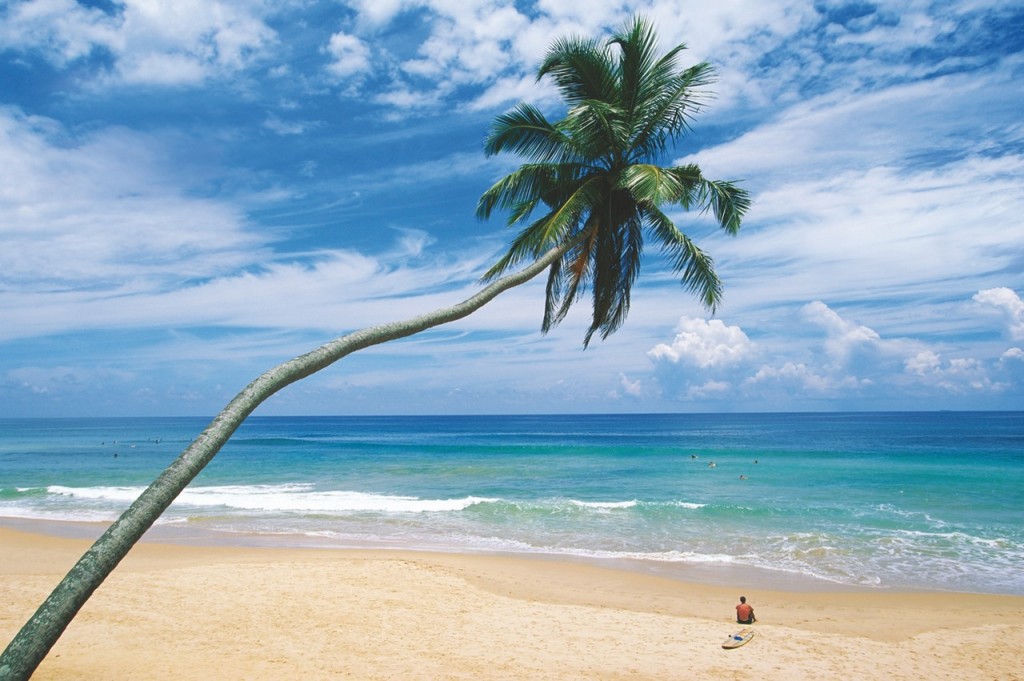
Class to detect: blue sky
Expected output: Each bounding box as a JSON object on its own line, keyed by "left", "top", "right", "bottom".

{"left": 1, "top": 0, "right": 1022, "bottom": 417}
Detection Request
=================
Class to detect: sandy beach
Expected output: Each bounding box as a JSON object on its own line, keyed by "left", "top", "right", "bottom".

{"left": 2, "top": 527, "right": 1022, "bottom": 680}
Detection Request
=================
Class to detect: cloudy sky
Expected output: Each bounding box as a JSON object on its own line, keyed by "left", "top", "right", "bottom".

{"left": 1, "top": 0, "right": 1022, "bottom": 417}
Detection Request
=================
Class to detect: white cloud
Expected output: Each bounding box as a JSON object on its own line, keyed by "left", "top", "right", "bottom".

{"left": 696, "top": 71, "right": 1021, "bottom": 181}
{"left": 617, "top": 373, "right": 643, "bottom": 397}
{"left": 322, "top": 0, "right": 1007, "bottom": 116}
{"left": 117, "top": 52, "right": 209, "bottom": 86}
{"left": 701, "top": 155, "right": 1024, "bottom": 320}
{"left": 905, "top": 350, "right": 941, "bottom": 376}
{"left": 0, "top": 105, "right": 562, "bottom": 347}
{"left": 374, "top": 86, "right": 446, "bottom": 112}
{"left": 903, "top": 352, "right": 998, "bottom": 393}
{"left": 1002, "top": 348, "right": 1024, "bottom": 363}
{"left": 647, "top": 317, "right": 754, "bottom": 368}
{"left": 401, "top": 5, "right": 527, "bottom": 82}
{"left": 325, "top": 32, "right": 372, "bottom": 78}
{"left": 345, "top": 0, "right": 408, "bottom": 28}
{"left": 469, "top": 73, "right": 556, "bottom": 112}
{"left": 744, "top": 361, "right": 861, "bottom": 394}
{"left": 330, "top": 2, "right": 682, "bottom": 112}
{"left": 685, "top": 379, "right": 731, "bottom": 400}
{"left": 0, "top": 0, "right": 119, "bottom": 64}
{"left": 974, "top": 288, "right": 1024, "bottom": 340}
{"left": 644, "top": 296, "right": 1019, "bottom": 407}
{"left": 263, "top": 115, "right": 318, "bottom": 136}
{"left": 0, "top": 0, "right": 277, "bottom": 86}
{"left": 344, "top": 151, "right": 496, "bottom": 193}
{"left": 0, "top": 108, "right": 262, "bottom": 293}
{"left": 113, "top": 1, "right": 277, "bottom": 84}
{"left": 802, "top": 301, "right": 882, "bottom": 364}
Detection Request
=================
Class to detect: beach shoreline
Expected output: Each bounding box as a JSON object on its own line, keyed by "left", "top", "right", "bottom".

{"left": 0, "top": 516, "right": 892, "bottom": 595}
{"left": 5, "top": 413, "right": 1021, "bottom": 597}
{"left": 3, "top": 524, "right": 1022, "bottom": 680}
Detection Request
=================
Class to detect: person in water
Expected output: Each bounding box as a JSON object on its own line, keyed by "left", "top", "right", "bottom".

{"left": 736, "top": 596, "right": 756, "bottom": 624}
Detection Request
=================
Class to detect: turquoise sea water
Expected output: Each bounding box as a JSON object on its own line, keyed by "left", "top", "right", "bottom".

{"left": 1, "top": 412, "right": 1021, "bottom": 594}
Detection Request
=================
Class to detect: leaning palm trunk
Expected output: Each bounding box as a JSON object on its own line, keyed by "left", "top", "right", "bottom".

{"left": 0, "top": 238, "right": 577, "bottom": 681}
{"left": 2, "top": 16, "right": 752, "bottom": 678}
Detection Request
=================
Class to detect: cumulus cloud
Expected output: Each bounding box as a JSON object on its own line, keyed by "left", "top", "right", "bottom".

{"left": 325, "top": 32, "right": 372, "bottom": 78}
{"left": 744, "top": 362, "right": 865, "bottom": 394}
{"left": 1002, "top": 348, "right": 1024, "bottom": 363}
{"left": 617, "top": 373, "right": 643, "bottom": 398}
{"left": 646, "top": 316, "right": 755, "bottom": 403}
{"left": 974, "top": 288, "right": 1024, "bottom": 340}
{"left": 345, "top": 0, "right": 407, "bottom": 28}
{"left": 685, "top": 379, "right": 732, "bottom": 400}
{"left": 903, "top": 352, "right": 998, "bottom": 393}
{"left": 905, "top": 350, "right": 941, "bottom": 376}
{"left": 648, "top": 317, "right": 755, "bottom": 368}
{"left": 644, "top": 296, "right": 1020, "bottom": 407}
{"left": 797, "top": 302, "right": 996, "bottom": 394}
{"left": 802, "top": 301, "right": 884, "bottom": 366}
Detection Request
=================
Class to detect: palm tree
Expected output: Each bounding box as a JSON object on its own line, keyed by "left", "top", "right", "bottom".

{"left": 477, "top": 16, "right": 749, "bottom": 345}
{"left": 0, "top": 15, "right": 749, "bottom": 681}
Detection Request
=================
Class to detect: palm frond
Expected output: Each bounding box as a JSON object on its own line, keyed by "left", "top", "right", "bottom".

{"left": 663, "top": 164, "right": 704, "bottom": 202}
{"left": 483, "top": 103, "right": 574, "bottom": 163}
{"left": 476, "top": 163, "right": 577, "bottom": 222}
{"left": 662, "top": 166, "right": 751, "bottom": 234}
{"left": 644, "top": 205, "right": 723, "bottom": 310}
{"left": 585, "top": 211, "right": 643, "bottom": 346}
{"left": 610, "top": 16, "right": 661, "bottom": 117}
{"left": 629, "top": 60, "right": 716, "bottom": 160}
{"left": 482, "top": 176, "right": 604, "bottom": 281}
{"left": 618, "top": 164, "right": 686, "bottom": 205}
{"left": 541, "top": 256, "right": 565, "bottom": 332}
{"left": 697, "top": 179, "right": 751, "bottom": 235}
{"left": 538, "top": 36, "right": 616, "bottom": 107}
{"left": 543, "top": 225, "right": 596, "bottom": 332}
{"left": 562, "top": 100, "right": 630, "bottom": 160}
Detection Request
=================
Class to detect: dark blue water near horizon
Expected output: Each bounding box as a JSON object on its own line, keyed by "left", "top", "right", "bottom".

{"left": 1, "top": 412, "right": 1021, "bottom": 594}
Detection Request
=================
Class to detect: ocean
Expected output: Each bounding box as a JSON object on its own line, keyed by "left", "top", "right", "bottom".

{"left": 1, "top": 412, "right": 1021, "bottom": 595}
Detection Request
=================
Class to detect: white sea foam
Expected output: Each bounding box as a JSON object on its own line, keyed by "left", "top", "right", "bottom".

{"left": 48, "top": 485, "right": 146, "bottom": 502}
{"left": 46, "top": 484, "right": 497, "bottom": 514}
{"left": 1, "top": 486, "right": 1017, "bottom": 595}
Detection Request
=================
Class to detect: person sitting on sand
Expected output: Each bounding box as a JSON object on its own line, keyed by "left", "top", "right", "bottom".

{"left": 736, "top": 596, "right": 756, "bottom": 624}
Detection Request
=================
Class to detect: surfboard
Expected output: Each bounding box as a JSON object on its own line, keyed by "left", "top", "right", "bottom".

{"left": 721, "top": 627, "right": 755, "bottom": 649}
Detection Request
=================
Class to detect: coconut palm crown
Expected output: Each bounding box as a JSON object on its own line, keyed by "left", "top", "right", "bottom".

{"left": 477, "top": 15, "right": 751, "bottom": 346}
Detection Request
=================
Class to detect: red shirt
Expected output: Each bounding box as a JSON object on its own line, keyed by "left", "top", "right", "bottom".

{"left": 736, "top": 603, "right": 754, "bottom": 621}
